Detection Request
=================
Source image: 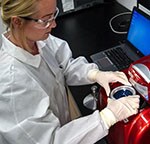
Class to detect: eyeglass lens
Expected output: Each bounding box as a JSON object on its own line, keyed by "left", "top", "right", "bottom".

{"left": 35, "top": 7, "right": 59, "bottom": 29}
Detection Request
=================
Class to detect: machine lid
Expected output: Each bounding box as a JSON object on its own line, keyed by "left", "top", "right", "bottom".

{"left": 132, "top": 63, "right": 150, "bottom": 83}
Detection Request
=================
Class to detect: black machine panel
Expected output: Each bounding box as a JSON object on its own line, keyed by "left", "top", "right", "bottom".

{"left": 57, "top": 0, "right": 115, "bottom": 16}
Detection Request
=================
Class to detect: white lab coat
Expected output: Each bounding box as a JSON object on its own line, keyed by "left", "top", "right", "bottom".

{"left": 0, "top": 33, "right": 108, "bottom": 144}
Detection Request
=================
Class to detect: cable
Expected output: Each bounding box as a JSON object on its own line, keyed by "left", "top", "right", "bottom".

{"left": 109, "top": 11, "right": 131, "bottom": 34}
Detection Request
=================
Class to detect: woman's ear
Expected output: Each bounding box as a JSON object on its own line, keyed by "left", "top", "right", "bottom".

{"left": 11, "top": 16, "right": 23, "bottom": 28}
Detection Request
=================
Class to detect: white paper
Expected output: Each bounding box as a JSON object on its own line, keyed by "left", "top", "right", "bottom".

{"left": 61, "top": 0, "right": 75, "bottom": 12}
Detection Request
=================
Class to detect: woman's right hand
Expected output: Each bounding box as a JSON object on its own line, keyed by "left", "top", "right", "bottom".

{"left": 100, "top": 95, "right": 140, "bottom": 128}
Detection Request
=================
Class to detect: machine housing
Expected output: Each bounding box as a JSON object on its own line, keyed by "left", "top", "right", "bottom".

{"left": 98, "top": 55, "right": 150, "bottom": 144}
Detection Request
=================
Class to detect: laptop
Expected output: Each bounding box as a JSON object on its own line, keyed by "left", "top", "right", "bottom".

{"left": 90, "top": 6, "right": 150, "bottom": 71}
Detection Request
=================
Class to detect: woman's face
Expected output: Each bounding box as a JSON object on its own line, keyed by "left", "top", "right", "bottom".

{"left": 23, "top": 0, "right": 57, "bottom": 42}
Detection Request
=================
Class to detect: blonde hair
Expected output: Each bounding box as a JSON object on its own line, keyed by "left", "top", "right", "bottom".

{"left": 0, "top": 0, "right": 39, "bottom": 52}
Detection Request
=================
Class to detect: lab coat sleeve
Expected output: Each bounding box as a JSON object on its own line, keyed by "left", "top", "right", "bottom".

{"left": 54, "top": 110, "right": 108, "bottom": 144}
{"left": 47, "top": 35, "right": 99, "bottom": 86}
{"left": 0, "top": 66, "right": 108, "bottom": 144}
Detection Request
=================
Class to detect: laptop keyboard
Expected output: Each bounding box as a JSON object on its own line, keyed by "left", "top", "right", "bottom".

{"left": 105, "top": 47, "right": 134, "bottom": 70}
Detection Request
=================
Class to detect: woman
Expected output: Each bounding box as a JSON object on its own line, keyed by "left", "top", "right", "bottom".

{"left": 0, "top": 0, "right": 139, "bottom": 144}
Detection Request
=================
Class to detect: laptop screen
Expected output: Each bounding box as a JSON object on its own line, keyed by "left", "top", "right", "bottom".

{"left": 127, "top": 7, "right": 150, "bottom": 56}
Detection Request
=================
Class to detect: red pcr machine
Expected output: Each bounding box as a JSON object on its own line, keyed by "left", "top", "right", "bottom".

{"left": 98, "top": 55, "right": 150, "bottom": 144}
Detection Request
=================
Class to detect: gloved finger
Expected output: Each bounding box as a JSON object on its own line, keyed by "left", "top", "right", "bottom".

{"left": 127, "top": 95, "right": 140, "bottom": 98}
{"left": 119, "top": 95, "right": 140, "bottom": 109}
{"left": 107, "top": 98, "right": 114, "bottom": 102}
{"left": 117, "top": 79, "right": 131, "bottom": 86}
{"left": 113, "top": 75, "right": 131, "bottom": 86}
{"left": 120, "top": 95, "right": 140, "bottom": 102}
{"left": 117, "top": 100, "right": 137, "bottom": 114}
{"left": 113, "top": 71, "right": 131, "bottom": 86}
{"left": 125, "top": 95, "right": 140, "bottom": 104}
{"left": 107, "top": 98, "right": 115, "bottom": 104}
{"left": 126, "top": 100, "right": 139, "bottom": 110}
{"left": 126, "top": 95, "right": 140, "bottom": 109}
{"left": 102, "top": 83, "right": 110, "bottom": 96}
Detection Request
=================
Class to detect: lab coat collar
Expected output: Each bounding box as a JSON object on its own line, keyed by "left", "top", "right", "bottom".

{"left": 1, "top": 33, "right": 45, "bottom": 68}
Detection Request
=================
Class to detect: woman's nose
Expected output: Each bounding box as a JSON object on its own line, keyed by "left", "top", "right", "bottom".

{"left": 50, "top": 20, "right": 57, "bottom": 28}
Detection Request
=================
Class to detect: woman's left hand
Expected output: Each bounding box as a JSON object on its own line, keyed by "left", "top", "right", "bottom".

{"left": 88, "top": 69, "right": 131, "bottom": 96}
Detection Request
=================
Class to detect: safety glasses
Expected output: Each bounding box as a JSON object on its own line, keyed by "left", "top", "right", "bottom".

{"left": 20, "top": 7, "right": 59, "bottom": 29}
